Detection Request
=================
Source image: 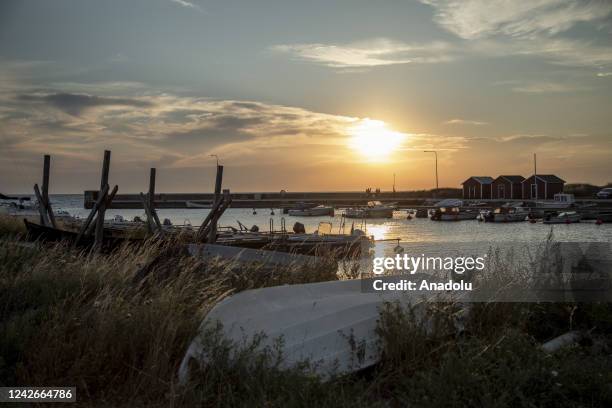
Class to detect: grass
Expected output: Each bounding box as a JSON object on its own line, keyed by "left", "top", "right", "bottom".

{"left": 1, "top": 214, "right": 611, "bottom": 407}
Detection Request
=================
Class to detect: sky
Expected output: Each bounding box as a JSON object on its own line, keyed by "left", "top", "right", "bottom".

{"left": 0, "top": 0, "right": 611, "bottom": 193}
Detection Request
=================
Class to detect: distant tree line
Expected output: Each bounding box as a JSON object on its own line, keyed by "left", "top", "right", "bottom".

{"left": 564, "top": 183, "right": 612, "bottom": 197}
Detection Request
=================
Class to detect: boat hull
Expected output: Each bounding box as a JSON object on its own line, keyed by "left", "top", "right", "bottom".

{"left": 542, "top": 213, "right": 582, "bottom": 224}
{"left": 431, "top": 212, "right": 478, "bottom": 221}
{"left": 344, "top": 208, "right": 394, "bottom": 219}
{"left": 288, "top": 207, "right": 334, "bottom": 216}
{"left": 485, "top": 213, "right": 529, "bottom": 222}
{"left": 178, "top": 274, "right": 466, "bottom": 383}
{"left": 24, "top": 219, "right": 140, "bottom": 251}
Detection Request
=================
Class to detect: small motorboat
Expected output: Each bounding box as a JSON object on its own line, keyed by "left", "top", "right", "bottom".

{"left": 430, "top": 207, "right": 478, "bottom": 221}
{"left": 535, "top": 193, "right": 576, "bottom": 209}
{"left": 543, "top": 211, "right": 582, "bottom": 224}
{"left": 344, "top": 201, "right": 394, "bottom": 219}
{"left": 186, "top": 200, "right": 212, "bottom": 208}
{"left": 415, "top": 208, "right": 429, "bottom": 218}
{"left": 484, "top": 206, "right": 529, "bottom": 223}
{"left": 288, "top": 205, "right": 334, "bottom": 217}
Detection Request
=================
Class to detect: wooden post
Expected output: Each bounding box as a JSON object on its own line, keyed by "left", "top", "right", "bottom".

{"left": 140, "top": 192, "right": 161, "bottom": 233}
{"left": 148, "top": 168, "right": 156, "bottom": 213}
{"left": 85, "top": 185, "right": 118, "bottom": 236}
{"left": 147, "top": 168, "right": 162, "bottom": 231}
{"left": 197, "top": 198, "right": 223, "bottom": 240}
{"left": 94, "top": 150, "right": 111, "bottom": 250}
{"left": 208, "top": 165, "right": 223, "bottom": 243}
{"left": 75, "top": 184, "right": 110, "bottom": 246}
{"left": 38, "top": 155, "right": 57, "bottom": 228}
{"left": 200, "top": 194, "right": 232, "bottom": 240}
{"left": 33, "top": 183, "right": 50, "bottom": 226}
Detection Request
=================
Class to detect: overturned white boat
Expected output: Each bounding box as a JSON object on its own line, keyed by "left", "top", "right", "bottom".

{"left": 288, "top": 205, "right": 334, "bottom": 217}
{"left": 344, "top": 201, "right": 394, "bottom": 219}
{"left": 178, "top": 275, "right": 467, "bottom": 383}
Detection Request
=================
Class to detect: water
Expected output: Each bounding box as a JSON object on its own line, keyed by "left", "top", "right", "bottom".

{"left": 48, "top": 194, "right": 612, "bottom": 260}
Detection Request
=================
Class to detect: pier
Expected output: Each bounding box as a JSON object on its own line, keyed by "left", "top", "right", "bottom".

{"left": 83, "top": 190, "right": 612, "bottom": 210}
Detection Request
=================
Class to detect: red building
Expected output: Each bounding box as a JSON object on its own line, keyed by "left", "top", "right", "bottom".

{"left": 491, "top": 175, "right": 525, "bottom": 199}
{"left": 521, "top": 174, "right": 565, "bottom": 199}
{"left": 462, "top": 176, "right": 494, "bottom": 199}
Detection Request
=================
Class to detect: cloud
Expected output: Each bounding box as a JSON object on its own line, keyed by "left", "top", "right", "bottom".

{"left": 420, "top": 0, "right": 612, "bottom": 40}
{"left": 271, "top": 38, "right": 455, "bottom": 68}
{"left": 16, "top": 92, "right": 154, "bottom": 116}
{"left": 419, "top": 1, "right": 612, "bottom": 70}
{"left": 509, "top": 82, "right": 587, "bottom": 93}
{"left": 444, "top": 119, "right": 488, "bottom": 126}
{"left": 169, "top": 0, "right": 204, "bottom": 12}
{"left": 2, "top": 90, "right": 364, "bottom": 168}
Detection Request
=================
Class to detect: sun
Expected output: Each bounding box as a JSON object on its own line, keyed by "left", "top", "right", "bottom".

{"left": 349, "top": 119, "right": 405, "bottom": 162}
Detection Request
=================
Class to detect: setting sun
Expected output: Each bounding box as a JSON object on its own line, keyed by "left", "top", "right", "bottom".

{"left": 349, "top": 119, "right": 405, "bottom": 162}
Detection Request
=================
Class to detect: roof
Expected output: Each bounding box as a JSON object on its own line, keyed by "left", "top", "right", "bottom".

{"left": 462, "top": 176, "right": 494, "bottom": 185}
{"left": 522, "top": 174, "right": 565, "bottom": 183}
{"left": 496, "top": 175, "right": 525, "bottom": 183}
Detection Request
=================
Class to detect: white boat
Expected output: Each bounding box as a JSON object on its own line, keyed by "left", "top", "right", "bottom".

{"left": 535, "top": 193, "right": 575, "bottom": 209}
{"left": 178, "top": 274, "right": 467, "bottom": 383}
{"left": 186, "top": 201, "right": 212, "bottom": 208}
{"left": 344, "top": 201, "right": 394, "bottom": 219}
{"left": 288, "top": 205, "right": 334, "bottom": 217}
{"left": 430, "top": 207, "right": 478, "bottom": 221}
{"left": 543, "top": 211, "right": 582, "bottom": 224}
{"left": 434, "top": 198, "right": 463, "bottom": 208}
{"left": 484, "top": 206, "right": 529, "bottom": 223}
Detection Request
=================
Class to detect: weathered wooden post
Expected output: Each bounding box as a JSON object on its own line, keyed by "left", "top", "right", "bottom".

{"left": 42, "top": 155, "right": 57, "bottom": 227}
{"left": 94, "top": 150, "right": 111, "bottom": 251}
{"left": 33, "top": 155, "right": 57, "bottom": 227}
{"left": 148, "top": 167, "right": 156, "bottom": 213}
{"left": 33, "top": 183, "right": 50, "bottom": 226}
{"left": 208, "top": 165, "right": 223, "bottom": 243}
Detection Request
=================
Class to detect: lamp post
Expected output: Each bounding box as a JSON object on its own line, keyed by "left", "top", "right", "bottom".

{"left": 209, "top": 154, "right": 219, "bottom": 166}
{"left": 424, "top": 150, "right": 438, "bottom": 191}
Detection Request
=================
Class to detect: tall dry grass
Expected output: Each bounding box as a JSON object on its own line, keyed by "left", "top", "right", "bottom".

{"left": 1, "top": 217, "right": 611, "bottom": 407}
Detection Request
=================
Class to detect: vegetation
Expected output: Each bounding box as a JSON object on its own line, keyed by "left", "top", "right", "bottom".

{"left": 1, "top": 215, "right": 611, "bottom": 407}
{"left": 564, "top": 183, "right": 612, "bottom": 197}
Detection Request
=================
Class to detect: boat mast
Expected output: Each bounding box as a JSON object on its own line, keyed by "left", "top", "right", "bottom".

{"left": 534, "top": 153, "right": 537, "bottom": 201}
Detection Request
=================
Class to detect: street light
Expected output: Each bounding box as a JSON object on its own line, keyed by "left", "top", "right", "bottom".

{"left": 209, "top": 154, "right": 219, "bottom": 167}
{"left": 424, "top": 150, "right": 438, "bottom": 190}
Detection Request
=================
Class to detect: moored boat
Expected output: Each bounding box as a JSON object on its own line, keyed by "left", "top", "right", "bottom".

{"left": 23, "top": 219, "right": 141, "bottom": 250}
{"left": 543, "top": 211, "right": 582, "bottom": 224}
{"left": 415, "top": 208, "right": 429, "bottom": 218}
{"left": 344, "top": 201, "right": 394, "bottom": 219}
{"left": 288, "top": 205, "right": 334, "bottom": 217}
{"left": 430, "top": 207, "right": 478, "bottom": 221}
{"left": 484, "top": 206, "right": 529, "bottom": 223}
{"left": 535, "top": 193, "right": 576, "bottom": 209}
{"left": 186, "top": 200, "right": 212, "bottom": 208}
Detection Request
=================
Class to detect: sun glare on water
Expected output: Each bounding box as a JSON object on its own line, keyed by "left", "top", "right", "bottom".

{"left": 349, "top": 119, "right": 405, "bottom": 162}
